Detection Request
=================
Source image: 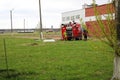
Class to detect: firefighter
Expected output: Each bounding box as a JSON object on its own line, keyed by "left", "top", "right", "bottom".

{"left": 83, "top": 29, "right": 88, "bottom": 41}
{"left": 69, "top": 22, "right": 72, "bottom": 26}
{"left": 64, "top": 29, "right": 67, "bottom": 40}
{"left": 61, "top": 24, "right": 67, "bottom": 40}
{"left": 61, "top": 24, "right": 66, "bottom": 40}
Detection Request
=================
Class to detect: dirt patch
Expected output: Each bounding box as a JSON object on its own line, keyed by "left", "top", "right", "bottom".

{"left": 30, "top": 43, "right": 39, "bottom": 46}
{"left": 21, "top": 43, "right": 39, "bottom": 46}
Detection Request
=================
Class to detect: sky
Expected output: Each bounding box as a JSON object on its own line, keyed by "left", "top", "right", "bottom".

{"left": 0, "top": 0, "right": 110, "bottom": 29}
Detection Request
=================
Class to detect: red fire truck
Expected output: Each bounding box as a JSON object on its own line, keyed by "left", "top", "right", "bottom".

{"left": 61, "top": 22, "right": 82, "bottom": 40}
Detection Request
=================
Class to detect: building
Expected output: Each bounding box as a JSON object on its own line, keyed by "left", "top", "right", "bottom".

{"left": 61, "top": 3, "right": 94, "bottom": 24}
{"left": 61, "top": 3, "right": 114, "bottom": 36}
{"left": 62, "top": 9, "right": 85, "bottom": 24}
{"left": 85, "top": 3, "right": 114, "bottom": 36}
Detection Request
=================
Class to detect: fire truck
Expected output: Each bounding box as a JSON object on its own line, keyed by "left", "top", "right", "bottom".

{"left": 61, "top": 22, "right": 82, "bottom": 40}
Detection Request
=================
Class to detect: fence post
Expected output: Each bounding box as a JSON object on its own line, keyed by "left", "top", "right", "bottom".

{"left": 3, "top": 39, "right": 9, "bottom": 77}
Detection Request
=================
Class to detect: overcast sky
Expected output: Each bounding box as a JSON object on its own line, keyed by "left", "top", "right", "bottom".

{"left": 0, "top": 0, "right": 110, "bottom": 29}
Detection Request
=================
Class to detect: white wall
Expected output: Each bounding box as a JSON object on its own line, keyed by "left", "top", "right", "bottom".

{"left": 62, "top": 9, "right": 85, "bottom": 24}
{"left": 85, "top": 13, "right": 115, "bottom": 22}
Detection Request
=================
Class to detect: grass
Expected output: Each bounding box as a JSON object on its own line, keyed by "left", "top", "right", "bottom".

{"left": 0, "top": 34, "right": 114, "bottom": 80}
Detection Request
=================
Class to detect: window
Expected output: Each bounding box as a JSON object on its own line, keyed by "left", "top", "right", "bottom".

{"left": 62, "top": 17, "right": 65, "bottom": 21}
{"left": 76, "top": 15, "right": 80, "bottom": 19}
{"left": 71, "top": 16, "right": 75, "bottom": 20}
{"left": 66, "top": 16, "right": 70, "bottom": 21}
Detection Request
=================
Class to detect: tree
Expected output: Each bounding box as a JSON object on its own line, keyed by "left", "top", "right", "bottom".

{"left": 111, "top": 0, "right": 120, "bottom": 80}
{"left": 81, "top": 0, "right": 120, "bottom": 80}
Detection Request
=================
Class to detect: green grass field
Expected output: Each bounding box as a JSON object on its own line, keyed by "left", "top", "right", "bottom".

{"left": 0, "top": 34, "right": 114, "bottom": 80}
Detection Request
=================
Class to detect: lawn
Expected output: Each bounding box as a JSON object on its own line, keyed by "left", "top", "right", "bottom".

{"left": 0, "top": 34, "right": 114, "bottom": 80}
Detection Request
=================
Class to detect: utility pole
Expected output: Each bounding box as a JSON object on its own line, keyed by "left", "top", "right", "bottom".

{"left": 10, "top": 10, "right": 13, "bottom": 33}
{"left": 39, "top": 0, "right": 43, "bottom": 40}
{"left": 24, "top": 19, "right": 25, "bottom": 32}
